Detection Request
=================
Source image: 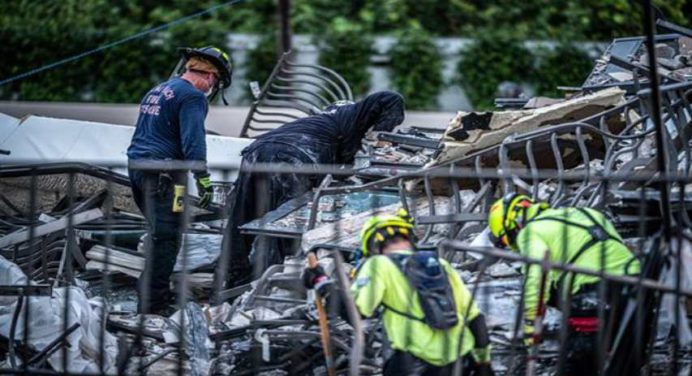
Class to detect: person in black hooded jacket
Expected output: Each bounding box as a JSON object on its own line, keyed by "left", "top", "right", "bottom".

{"left": 214, "top": 91, "right": 405, "bottom": 293}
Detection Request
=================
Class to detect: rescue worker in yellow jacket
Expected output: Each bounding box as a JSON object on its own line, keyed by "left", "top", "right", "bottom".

{"left": 487, "top": 193, "right": 640, "bottom": 375}
{"left": 303, "top": 210, "right": 493, "bottom": 376}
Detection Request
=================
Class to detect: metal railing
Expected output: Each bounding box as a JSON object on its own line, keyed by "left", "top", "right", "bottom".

{"left": 239, "top": 50, "right": 353, "bottom": 138}
{"left": 0, "top": 159, "right": 690, "bottom": 375}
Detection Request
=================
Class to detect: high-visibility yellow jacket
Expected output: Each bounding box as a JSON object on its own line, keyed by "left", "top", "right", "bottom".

{"left": 351, "top": 249, "right": 481, "bottom": 366}
{"left": 516, "top": 207, "right": 640, "bottom": 321}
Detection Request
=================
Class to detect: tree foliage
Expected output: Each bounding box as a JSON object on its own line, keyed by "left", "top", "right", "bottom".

{"left": 388, "top": 22, "right": 443, "bottom": 110}
{"left": 316, "top": 18, "right": 372, "bottom": 98}
{"left": 0, "top": 0, "right": 260, "bottom": 102}
{"left": 456, "top": 31, "right": 535, "bottom": 109}
{"left": 0, "top": 0, "right": 689, "bottom": 105}
{"left": 244, "top": 32, "right": 281, "bottom": 99}
{"left": 534, "top": 43, "right": 594, "bottom": 97}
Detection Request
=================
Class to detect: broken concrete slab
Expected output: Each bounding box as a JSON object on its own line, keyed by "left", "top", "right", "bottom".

{"left": 428, "top": 87, "right": 626, "bottom": 167}
{"left": 86, "top": 233, "right": 222, "bottom": 279}
{"left": 169, "top": 302, "right": 211, "bottom": 376}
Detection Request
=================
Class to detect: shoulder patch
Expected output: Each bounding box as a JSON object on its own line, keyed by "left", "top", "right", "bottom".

{"left": 354, "top": 276, "right": 370, "bottom": 288}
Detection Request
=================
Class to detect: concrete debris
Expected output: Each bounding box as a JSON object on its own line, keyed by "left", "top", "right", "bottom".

{"left": 85, "top": 234, "right": 221, "bottom": 293}
{"left": 430, "top": 87, "right": 626, "bottom": 167}
{"left": 170, "top": 302, "right": 212, "bottom": 376}
{"left": 486, "top": 262, "right": 520, "bottom": 278}
{"left": 0, "top": 255, "right": 118, "bottom": 373}
{"left": 585, "top": 34, "right": 692, "bottom": 89}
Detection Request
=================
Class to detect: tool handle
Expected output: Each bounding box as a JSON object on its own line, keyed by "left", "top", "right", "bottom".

{"left": 307, "top": 252, "right": 336, "bottom": 376}
{"left": 307, "top": 252, "right": 319, "bottom": 269}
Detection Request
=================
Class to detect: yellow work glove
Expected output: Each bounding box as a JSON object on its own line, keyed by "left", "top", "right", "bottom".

{"left": 195, "top": 172, "right": 213, "bottom": 208}
{"left": 471, "top": 345, "right": 492, "bottom": 364}
{"left": 523, "top": 321, "right": 537, "bottom": 346}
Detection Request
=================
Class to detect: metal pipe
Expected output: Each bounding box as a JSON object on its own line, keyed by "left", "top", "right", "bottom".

{"left": 25, "top": 323, "right": 81, "bottom": 367}
{"left": 278, "top": 0, "right": 292, "bottom": 53}
{"left": 332, "top": 249, "right": 363, "bottom": 376}
{"left": 641, "top": 0, "right": 672, "bottom": 239}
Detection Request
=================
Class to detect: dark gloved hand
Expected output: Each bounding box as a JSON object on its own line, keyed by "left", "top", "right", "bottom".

{"left": 302, "top": 265, "right": 334, "bottom": 297}
{"left": 302, "top": 265, "right": 327, "bottom": 289}
{"left": 471, "top": 345, "right": 493, "bottom": 376}
{"left": 195, "top": 172, "right": 213, "bottom": 208}
{"left": 476, "top": 363, "right": 495, "bottom": 376}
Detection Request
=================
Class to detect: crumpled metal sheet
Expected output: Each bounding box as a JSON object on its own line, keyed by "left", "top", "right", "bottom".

{"left": 170, "top": 302, "right": 211, "bottom": 376}
{"left": 0, "top": 256, "right": 118, "bottom": 374}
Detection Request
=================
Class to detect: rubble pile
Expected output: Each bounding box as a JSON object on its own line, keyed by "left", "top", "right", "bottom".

{"left": 1, "top": 25, "right": 692, "bottom": 375}
{"left": 584, "top": 35, "right": 692, "bottom": 89}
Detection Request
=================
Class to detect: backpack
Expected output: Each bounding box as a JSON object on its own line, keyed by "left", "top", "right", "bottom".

{"left": 385, "top": 251, "right": 459, "bottom": 330}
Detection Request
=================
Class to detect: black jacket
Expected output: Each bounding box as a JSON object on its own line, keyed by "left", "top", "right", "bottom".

{"left": 242, "top": 91, "right": 405, "bottom": 165}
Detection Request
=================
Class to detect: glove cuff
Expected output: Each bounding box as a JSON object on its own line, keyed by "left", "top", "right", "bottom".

{"left": 313, "top": 275, "right": 329, "bottom": 288}
{"left": 194, "top": 171, "right": 211, "bottom": 180}
{"left": 196, "top": 174, "right": 213, "bottom": 190}
{"left": 471, "top": 345, "right": 491, "bottom": 364}
{"left": 523, "top": 320, "right": 535, "bottom": 335}
{"left": 314, "top": 277, "right": 332, "bottom": 297}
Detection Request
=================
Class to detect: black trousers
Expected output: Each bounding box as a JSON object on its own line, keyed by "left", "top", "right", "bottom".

{"left": 217, "top": 146, "right": 316, "bottom": 289}
{"left": 561, "top": 281, "right": 629, "bottom": 376}
{"left": 129, "top": 169, "right": 184, "bottom": 314}
{"left": 383, "top": 351, "right": 481, "bottom": 376}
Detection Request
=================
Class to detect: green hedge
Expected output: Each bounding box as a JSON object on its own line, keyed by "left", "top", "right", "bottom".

{"left": 389, "top": 22, "right": 443, "bottom": 110}
{"left": 243, "top": 32, "right": 281, "bottom": 100}
{"left": 456, "top": 31, "right": 534, "bottom": 110}
{"left": 0, "top": 0, "right": 250, "bottom": 102}
{"left": 316, "top": 18, "right": 372, "bottom": 98}
{"left": 534, "top": 43, "right": 594, "bottom": 98}
{"left": 1, "top": 0, "right": 688, "bottom": 105}
{"left": 456, "top": 33, "right": 595, "bottom": 109}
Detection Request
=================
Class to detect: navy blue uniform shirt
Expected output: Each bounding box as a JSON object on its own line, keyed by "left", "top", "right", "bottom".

{"left": 127, "top": 77, "right": 209, "bottom": 166}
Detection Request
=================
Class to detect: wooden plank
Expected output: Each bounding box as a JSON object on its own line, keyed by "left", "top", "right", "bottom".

{"left": 86, "top": 246, "right": 145, "bottom": 270}
{"left": 0, "top": 284, "right": 52, "bottom": 296}
{"left": 0, "top": 208, "right": 103, "bottom": 249}
{"left": 86, "top": 260, "right": 140, "bottom": 278}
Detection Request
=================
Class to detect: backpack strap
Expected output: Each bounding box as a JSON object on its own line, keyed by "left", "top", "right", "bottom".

{"left": 384, "top": 252, "right": 459, "bottom": 330}
{"left": 382, "top": 253, "right": 428, "bottom": 322}
{"left": 380, "top": 301, "right": 427, "bottom": 323}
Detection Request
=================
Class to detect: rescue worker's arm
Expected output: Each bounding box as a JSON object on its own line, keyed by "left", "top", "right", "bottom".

{"left": 443, "top": 261, "right": 492, "bottom": 366}
{"left": 179, "top": 94, "right": 213, "bottom": 206}
{"left": 302, "top": 258, "right": 385, "bottom": 324}
{"left": 179, "top": 94, "right": 209, "bottom": 171}
{"left": 350, "top": 257, "right": 386, "bottom": 317}
{"left": 516, "top": 230, "right": 551, "bottom": 334}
